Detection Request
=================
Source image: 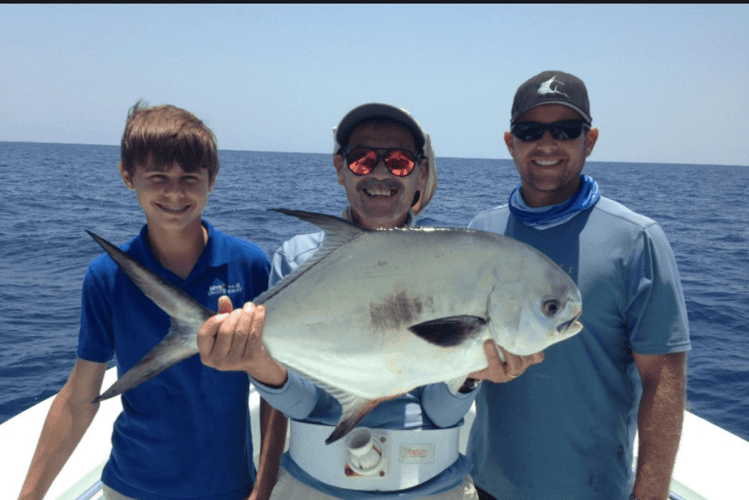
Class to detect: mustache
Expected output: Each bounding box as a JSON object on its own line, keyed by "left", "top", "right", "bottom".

{"left": 356, "top": 178, "right": 402, "bottom": 192}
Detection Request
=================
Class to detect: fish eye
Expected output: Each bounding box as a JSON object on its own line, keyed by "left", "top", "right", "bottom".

{"left": 542, "top": 299, "right": 561, "bottom": 317}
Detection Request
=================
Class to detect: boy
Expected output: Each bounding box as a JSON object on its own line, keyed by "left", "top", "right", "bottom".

{"left": 19, "top": 102, "right": 272, "bottom": 500}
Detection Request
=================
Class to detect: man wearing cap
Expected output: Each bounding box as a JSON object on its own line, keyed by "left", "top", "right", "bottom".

{"left": 196, "top": 103, "right": 542, "bottom": 500}
{"left": 466, "top": 71, "right": 691, "bottom": 500}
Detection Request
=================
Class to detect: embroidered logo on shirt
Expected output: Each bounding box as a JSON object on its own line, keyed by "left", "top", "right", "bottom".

{"left": 208, "top": 283, "right": 243, "bottom": 296}
{"left": 537, "top": 76, "right": 568, "bottom": 98}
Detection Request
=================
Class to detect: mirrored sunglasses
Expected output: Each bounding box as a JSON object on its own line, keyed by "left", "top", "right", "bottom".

{"left": 344, "top": 148, "right": 421, "bottom": 177}
{"left": 511, "top": 120, "right": 588, "bottom": 142}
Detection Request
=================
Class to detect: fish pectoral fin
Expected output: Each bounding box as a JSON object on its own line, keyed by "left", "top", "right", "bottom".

{"left": 408, "top": 315, "right": 487, "bottom": 348}
{"left": 92, "top": 320, "right": 198, "bottom": 403}
{"left": 326, "top": 392, "right": 402, "bottom": 445}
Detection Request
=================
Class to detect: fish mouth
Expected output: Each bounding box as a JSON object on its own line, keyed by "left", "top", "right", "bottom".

{"left": 557, "top": 312, "right": 582, "bottom": 334}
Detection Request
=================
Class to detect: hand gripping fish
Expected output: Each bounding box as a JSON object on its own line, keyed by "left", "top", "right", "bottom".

{"left": 87, "top": 209, "right": 583, "bottom": 443}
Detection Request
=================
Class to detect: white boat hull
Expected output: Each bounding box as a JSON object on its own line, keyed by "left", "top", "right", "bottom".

{"left": 2, "top": 367, "right": 747, "bottom": 500}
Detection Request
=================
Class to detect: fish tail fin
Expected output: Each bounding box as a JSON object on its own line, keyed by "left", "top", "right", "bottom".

{"left": 86, "top": 231, "right": 214, "bottom": 322}
{"left": 93, "top": 320, "right": 198, "bottom": 403}
{"left": 85, "top": 231, "right": 213, "bottom": 403}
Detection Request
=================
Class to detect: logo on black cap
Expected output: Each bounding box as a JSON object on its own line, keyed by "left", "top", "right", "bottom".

{"left": 537, "top": 76, "right": 568, "bottom": 98}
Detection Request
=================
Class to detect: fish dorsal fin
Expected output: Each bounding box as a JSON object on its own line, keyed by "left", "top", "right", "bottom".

{"left": 408, "top": 315, "right": 487, "bottom": 347}
{"left": 253, "top": 209, "right": 368, "bottom": 305}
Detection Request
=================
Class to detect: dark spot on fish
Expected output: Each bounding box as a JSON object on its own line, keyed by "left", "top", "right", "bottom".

{"left": 370, "top": 291, "right": 424, "bottom": 330}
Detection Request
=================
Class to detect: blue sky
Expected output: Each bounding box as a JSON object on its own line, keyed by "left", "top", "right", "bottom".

{"left": 1, "top": 4, "right": 747, "bottom": 165}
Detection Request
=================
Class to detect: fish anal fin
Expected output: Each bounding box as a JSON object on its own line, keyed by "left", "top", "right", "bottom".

{"left": 408, "top": 315, "right": 487, "bottom": 348}
{"left": 325, "top": 393, "right": 403, "bottom": 445}
{"left": 282, "top": 367, "right": 410, "bottom": 445}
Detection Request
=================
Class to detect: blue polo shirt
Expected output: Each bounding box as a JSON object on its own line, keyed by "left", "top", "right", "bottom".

{"left": 78, "top": 220, "right": 270, "bottom": 500}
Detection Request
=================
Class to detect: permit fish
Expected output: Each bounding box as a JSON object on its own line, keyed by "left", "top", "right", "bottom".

{"left": 88, "top": 209, "right": 583, "bottom": 443}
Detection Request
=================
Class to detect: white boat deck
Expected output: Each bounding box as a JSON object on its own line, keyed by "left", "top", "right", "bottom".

{"left": 2, "top": 367, "right": 747, "bottom": 499}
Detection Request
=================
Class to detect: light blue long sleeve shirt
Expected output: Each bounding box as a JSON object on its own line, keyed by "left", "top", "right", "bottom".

{"left": 254, "top": 214, "right": 478, "bottom": 499}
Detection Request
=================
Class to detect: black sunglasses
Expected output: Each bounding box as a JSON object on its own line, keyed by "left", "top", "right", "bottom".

{"left": 343, "top": 147, "right": 423, "bottom": 177}
{"left": 511, "top": 120, "right": 589, "bottom": 142}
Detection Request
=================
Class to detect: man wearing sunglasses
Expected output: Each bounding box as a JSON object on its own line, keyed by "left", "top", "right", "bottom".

{"left": 330, "top": 103, "right": 436, "bottom": 230}
{"left": 196, "top": 103, "right": 543, "bottom": 500}
{"left": 466, "top": 71, "right": 691, "bottom": 500}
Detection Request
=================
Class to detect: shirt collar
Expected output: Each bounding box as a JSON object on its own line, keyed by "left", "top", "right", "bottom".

{"left": 128, "top": 219, "right": 226, "bottom": 283}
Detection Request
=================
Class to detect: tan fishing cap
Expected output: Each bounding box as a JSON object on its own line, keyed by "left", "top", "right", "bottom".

{"left": 333, "top": 103, "right": 437, "bottom": 215}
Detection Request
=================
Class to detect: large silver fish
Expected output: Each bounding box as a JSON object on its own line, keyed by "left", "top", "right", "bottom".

{"left": 88, "top": 209, "right": 583, "bottom": 443}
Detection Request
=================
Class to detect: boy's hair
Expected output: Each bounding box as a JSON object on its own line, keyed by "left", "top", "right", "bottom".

{"left": 120, "top": 100, "right": 219, "bottom": 181}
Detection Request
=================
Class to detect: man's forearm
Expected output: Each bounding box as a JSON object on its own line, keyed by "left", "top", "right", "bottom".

{"left": 632, "top": 352, "right": 687, "bottom": 500}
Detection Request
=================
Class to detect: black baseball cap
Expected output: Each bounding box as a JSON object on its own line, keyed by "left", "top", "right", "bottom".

{"left": 511, "top": 71, "right": 592, "bottom": 125}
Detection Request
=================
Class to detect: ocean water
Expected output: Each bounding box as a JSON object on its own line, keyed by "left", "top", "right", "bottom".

{"left": 1, "top": 141, "right": 748, "bottom": 443}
